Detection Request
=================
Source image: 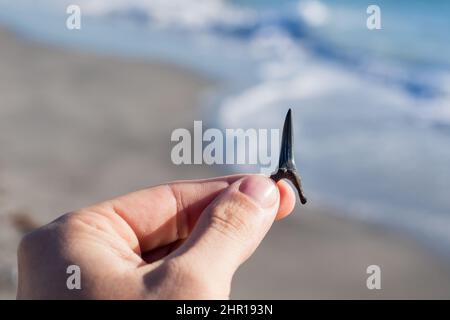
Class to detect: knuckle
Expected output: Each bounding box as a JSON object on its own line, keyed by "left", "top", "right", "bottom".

{"left": 17, "top": 230, "right": 36, "bottom": 258}
{"left": 210, "top": 210, "right": 244, "bottom": 241}
{"left": 17, "top": 211, "right": 80, "bottom": 260}
{"left": 209, "top": 194, "right": 257, "bottom": 241}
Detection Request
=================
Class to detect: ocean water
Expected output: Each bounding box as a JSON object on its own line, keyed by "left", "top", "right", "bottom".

{"left": 1, "top": 0, "right": 449, "bottom": 255}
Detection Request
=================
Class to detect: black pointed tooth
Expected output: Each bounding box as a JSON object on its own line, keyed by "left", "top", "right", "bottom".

{"left": 270, "top": 108, "right": 307, "bottom": 205}
{"left": 278, "top": 108, "right": 295, "bottom": 169}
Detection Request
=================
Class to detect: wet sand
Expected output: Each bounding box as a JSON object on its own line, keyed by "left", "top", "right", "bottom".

{"left": 1, "top": 28, "right": 449, "bottom": 299}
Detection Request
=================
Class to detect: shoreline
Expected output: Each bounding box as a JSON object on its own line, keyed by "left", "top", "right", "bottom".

{"left": 1, "top": 28, "right": 450, "bottom": 299}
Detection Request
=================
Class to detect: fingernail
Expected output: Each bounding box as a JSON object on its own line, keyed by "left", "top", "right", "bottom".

{"left": 239, "top": 176, "right": 278, "bottom": 208}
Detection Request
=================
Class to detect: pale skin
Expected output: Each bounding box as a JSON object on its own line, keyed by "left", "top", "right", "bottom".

{"left": 17, "top": 175, "right": 295, "bottom": 299}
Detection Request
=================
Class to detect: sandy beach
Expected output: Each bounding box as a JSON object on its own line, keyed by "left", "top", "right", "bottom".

{"left": 1, "top": 27, "right": 450, "bottom": 299}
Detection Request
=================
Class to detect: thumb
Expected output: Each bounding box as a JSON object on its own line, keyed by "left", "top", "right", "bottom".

{"left": 172, "top": 175, "right": 279, "bottom": 280}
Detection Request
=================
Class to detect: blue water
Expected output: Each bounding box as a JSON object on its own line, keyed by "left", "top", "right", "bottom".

{"left": 1, "top": 0, "right": 450, "bottom": 255}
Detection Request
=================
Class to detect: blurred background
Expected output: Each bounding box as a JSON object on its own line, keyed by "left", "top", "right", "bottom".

{"left": 0, "top": 0, "right": 450, "bottom": 299}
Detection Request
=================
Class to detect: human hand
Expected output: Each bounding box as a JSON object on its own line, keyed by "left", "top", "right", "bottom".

{"left": 17, "top": 175, "right": 295, "bottom": 299}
